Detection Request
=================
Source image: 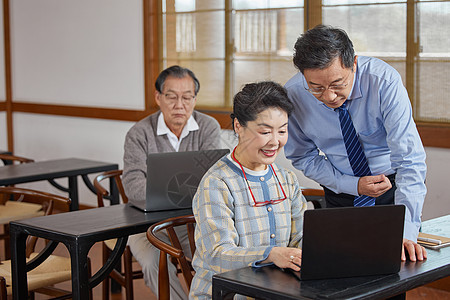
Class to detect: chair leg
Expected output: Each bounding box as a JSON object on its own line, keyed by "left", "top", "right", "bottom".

{"left": 124, "top": 246, "right": 134, "bottom": 300}
{"left": 0, "top": 277, "right": 6, "bottom": 300}
{"left": 102, "top": 243, "right": 111, "bottom": 300}
{"left": 3, "top": 224, "right": 10, "bottom": 260}
{"left": 159, "top": 253, "right": 170, "bottom": 300}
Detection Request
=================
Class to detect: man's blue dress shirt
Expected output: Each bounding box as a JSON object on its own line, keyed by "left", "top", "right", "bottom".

{"left": 285, "top": 56, "right": 427, "bottom": 241}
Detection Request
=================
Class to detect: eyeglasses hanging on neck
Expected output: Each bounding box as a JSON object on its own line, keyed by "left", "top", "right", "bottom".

{"left": 232, "top": 148, "right": 287, "bottom": 207}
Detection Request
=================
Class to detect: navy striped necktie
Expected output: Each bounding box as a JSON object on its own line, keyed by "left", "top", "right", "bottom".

{"left": 336, "top": 102, "right": 375, "bottom": 207}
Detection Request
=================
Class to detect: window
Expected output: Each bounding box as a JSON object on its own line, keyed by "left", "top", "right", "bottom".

{"left": 323, "top": 0, "right": 450, "bottom": 123}
{"left": 158, "top": 0, "right": 450, "bottom": 125}
{"left": 160, "top": 0, "right": 226, "bottom": 107}
{"left": 159, "top": 0, "right": 304, "bottom": 108}
{"left": 416, "top": 0, "right": 450, "bottom": 122}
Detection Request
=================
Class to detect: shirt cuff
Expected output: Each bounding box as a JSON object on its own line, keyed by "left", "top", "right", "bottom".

{"left": 403, "top": 220, "right": 420, "bottom": 242}
{"left": 252, "top": 246, "right": 275, "bottom": 268}
{"left": 337, "top": 175, "right": 360, "bottom": 196}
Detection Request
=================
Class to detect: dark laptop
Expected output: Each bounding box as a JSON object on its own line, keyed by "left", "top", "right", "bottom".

{"left": 132, "top": 149, "right": 229, "bottom": 212}
{"left": 297, "top": 205, "right": 405, "bottom": 280}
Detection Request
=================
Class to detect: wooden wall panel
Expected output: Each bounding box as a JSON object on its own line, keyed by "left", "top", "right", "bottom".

{"left": 417, "top": 124, "right": 450, "bottom": 149}
{"left": 11, "top": 102, "right": 151, "bottom": 122}
{"left": 3, "top": 0, "right": 11, "bottom": 151}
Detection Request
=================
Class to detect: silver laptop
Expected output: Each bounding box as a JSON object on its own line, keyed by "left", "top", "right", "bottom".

{"left": 133, "top": 149, "right": 229, "bottom": 212}
{"left": 292, "top": 205, "right": 405, "bottom": 280}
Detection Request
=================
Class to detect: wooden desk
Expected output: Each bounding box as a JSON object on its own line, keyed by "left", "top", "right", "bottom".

{"left": 10, "top": 204, "right": 192, "bottom": 299}
{"left": 0, "top": 158, "right": 118, "bottom": 210}
{"left": 213, "top": 215, "right": 450, "bottom": 300}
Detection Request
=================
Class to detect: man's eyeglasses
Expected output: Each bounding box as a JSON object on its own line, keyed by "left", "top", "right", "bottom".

{"left": 162, "top": 93, "right": 196, "bottom": 105}
{"left": 232, "top": 148, "right": 287, "bottom": 207}
{"left": 304, "top": 71, "right": 352, "bottom": 96}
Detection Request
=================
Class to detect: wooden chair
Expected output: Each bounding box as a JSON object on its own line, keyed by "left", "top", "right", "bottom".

{"left": 0, "top": 186, "right": 77, "bottom": 299}
{"left": 0, "top": 153, "right": 34, "bottom": 166}
{"left": 146, "top": 215, "right": 196, "bottom": 300}
{"left": 301, "top": 188, "right": 326, "bottom": 209}
{"left": 0, "top": 154, "right": 35, "bottom": 259}
{"left": 93, "top": 170, "right": 143, "bottom": 300}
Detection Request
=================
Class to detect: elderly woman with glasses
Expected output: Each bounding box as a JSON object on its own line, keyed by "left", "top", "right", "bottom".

{"left": 189, "top": 81, "right": 307, "bottom": 300}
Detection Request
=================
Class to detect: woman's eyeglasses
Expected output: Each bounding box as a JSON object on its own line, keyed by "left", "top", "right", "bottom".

{"left": 232, "top": 148, "right": 287, "bottom": 207}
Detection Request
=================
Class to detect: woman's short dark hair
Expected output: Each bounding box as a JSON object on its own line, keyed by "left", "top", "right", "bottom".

{"left": 155, "top": 65, "right": 200, "bottom": 95}
{"left": 231, "top": 81, "right": 294, "bottom": 130}
{"left": 293, "top": 25, "right": 355, "bottom": 73}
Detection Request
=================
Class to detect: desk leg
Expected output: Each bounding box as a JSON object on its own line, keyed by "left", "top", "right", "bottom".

{"left": 212, "top": 279, "right": 236, "bottom": 300}
{"left": 68, "top": 240, "right": 93, "bottom": 299}
{"left": 68, "top": 176, "right": 79, "bottom": 210}
{"left": 111, "top": 264, "right": 122, "bottom": 293}
{"left": 387, "top": 293, "right": 406, "bottom": 300}
{"left": 10, "top": 226, "right": 28, "bottom": 300}
{"left": 108, "top": 177, "right": 121, "bottom": 293}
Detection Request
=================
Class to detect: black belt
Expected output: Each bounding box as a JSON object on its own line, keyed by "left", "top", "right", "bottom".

{"left": 321, "top": 173, "right": 397, "bottom": 208}
{"left": 386, "top": 173, "right": 396, "bottom": 183}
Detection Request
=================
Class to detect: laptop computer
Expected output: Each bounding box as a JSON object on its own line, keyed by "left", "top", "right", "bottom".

{"left": 296, "top": 205, "right": 405, "bottom": 280}
{"left": 132, "top": 149, "right": 229, "bottom": 212}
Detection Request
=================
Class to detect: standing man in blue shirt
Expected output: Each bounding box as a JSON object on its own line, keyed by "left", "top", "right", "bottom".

{"left": 285, "top": 25, "right": 427, "bottom": 261}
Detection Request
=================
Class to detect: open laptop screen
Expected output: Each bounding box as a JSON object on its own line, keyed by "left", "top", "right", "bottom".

{"left": 132, "top": 149, "right": 229, "bottom": 212}
{"left": 300, "top": 205, "right": 405, "bottom": 280}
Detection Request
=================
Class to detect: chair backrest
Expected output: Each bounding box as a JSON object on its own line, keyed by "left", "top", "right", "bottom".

{"left": 146, "top": 215, "right": 196, "bottom": 300}
{"left": 0, "top": 154, "right": 34, "bottom": 166}
{"left": 93, "top": 169, "right": 128, "bottom": 207}
{"left": 301, "top": 188, "right": 326, "bottom": 209}
{"left": 0, "top": 187, "right": 71, "bottom": 258}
